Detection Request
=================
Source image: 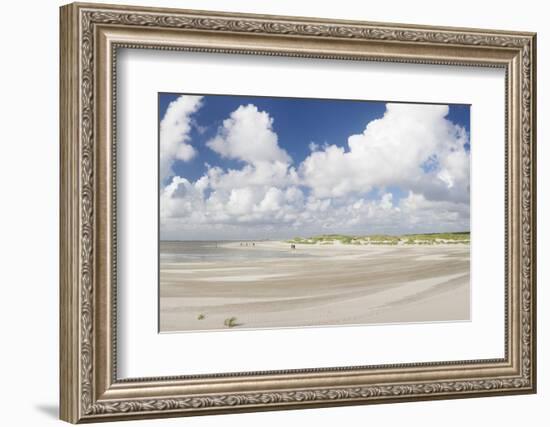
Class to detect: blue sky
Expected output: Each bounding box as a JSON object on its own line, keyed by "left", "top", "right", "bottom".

{"left": 159, "top": 93, "right": 470, "bottom": 240}
{"left": 159, "top": 93, "right": 469, "bottom": 184}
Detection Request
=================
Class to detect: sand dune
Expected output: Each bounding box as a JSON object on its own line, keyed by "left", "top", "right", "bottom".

{"left": 159, "top": 241, "right": 470, "bottom": 332}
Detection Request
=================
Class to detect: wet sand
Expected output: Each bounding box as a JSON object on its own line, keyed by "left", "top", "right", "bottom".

{"left": 160, "top": 242, "right": 470, "bottom": 332}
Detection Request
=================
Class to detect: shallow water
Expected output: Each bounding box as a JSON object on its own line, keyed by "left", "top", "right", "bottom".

{"left": 160, "top": 241, "right": 312, "bottom": 263}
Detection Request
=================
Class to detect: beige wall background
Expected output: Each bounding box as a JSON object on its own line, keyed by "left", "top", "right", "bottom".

{"left": 0, "top": 0, "right": 545, "bottom": 426}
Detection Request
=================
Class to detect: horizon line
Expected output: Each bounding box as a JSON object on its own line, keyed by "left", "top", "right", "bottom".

{"left": 160, "top": 231, "right": 471, "bottom": 242}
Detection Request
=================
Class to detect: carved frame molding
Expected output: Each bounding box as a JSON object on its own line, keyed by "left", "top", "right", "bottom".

{"left": 60, "top": 2, "right": 536, "bottom": 423}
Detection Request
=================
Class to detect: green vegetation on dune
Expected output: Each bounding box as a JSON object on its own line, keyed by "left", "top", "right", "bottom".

{"left": 402, "top": 232, "right": 470, "bottom": 241}
{"left": 287, "top": 232, "right": 469, "bottom": 246}
{"left": 287, "top": 234, "right": 353, "bottom": 244}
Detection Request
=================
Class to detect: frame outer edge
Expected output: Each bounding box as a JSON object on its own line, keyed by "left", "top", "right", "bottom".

{"left": 68, "top": 1, "right": 536, "bottom": 37}
{"left": 60, "top": 3, "right": 81, "bottom": 424}
{"left": 529, "top": 33, "right": 537, "bottom": 393}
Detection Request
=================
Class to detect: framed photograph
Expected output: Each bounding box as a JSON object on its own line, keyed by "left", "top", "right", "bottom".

{"left": 60, "top": 2, "right": 537, "bottom": 423}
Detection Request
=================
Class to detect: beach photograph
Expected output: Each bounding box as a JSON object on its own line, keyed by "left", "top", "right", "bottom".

{"left": 158, "top": 93, "right": 471, "bottom": 332}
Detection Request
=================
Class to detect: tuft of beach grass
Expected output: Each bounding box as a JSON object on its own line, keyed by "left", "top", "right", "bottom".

{"left": 224, "top": 317, "right": 239, "bottom": 328}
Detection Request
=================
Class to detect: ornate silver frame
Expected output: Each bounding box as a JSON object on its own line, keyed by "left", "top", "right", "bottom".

{"left": 60, "top": 2, "right": 537, "bottom": 423}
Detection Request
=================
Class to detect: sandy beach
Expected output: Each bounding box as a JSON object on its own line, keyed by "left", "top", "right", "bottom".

{"left": 160, "top": 241, "right": 469, "bottom": 332}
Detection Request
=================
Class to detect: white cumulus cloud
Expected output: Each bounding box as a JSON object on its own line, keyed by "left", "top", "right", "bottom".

{"left": 159, "top": 95, "right": 203, "bottom": 183}
{"left": 159, "top": 102, "right": 470, "bottom": 240}
{"left": 300, "top": 103, "right": 469, "bottom": 201}
{"left": 206, "top": 104, "right": 291, "bottom": 164}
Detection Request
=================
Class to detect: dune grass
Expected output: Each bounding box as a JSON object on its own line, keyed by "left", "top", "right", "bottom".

{"left": 224, "top": 317, "right": 239, "bottom": 328}
{"left": 287, "top": 232, "right": 469, "bottom": 246}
